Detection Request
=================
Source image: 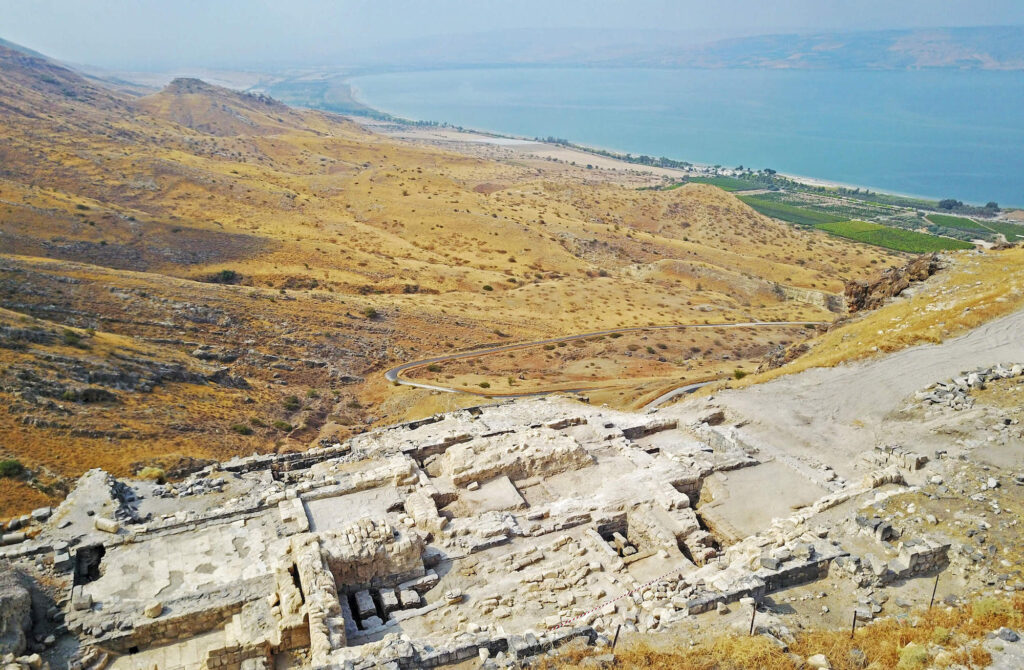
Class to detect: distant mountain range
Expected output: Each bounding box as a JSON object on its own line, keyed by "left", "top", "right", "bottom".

{"left": 343, "top": 26, "right": 1024, "bottom": 71}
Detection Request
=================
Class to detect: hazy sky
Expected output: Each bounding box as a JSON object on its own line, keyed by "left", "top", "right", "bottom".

{"left": 2, "top": 0, "right": 1023, "bottom": 70}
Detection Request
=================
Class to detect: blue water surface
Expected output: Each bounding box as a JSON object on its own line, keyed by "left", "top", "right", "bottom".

{"left": 350, "top": 67, "right": 1024, "bottom": 205}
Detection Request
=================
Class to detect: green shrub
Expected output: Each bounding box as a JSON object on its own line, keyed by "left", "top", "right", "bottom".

{"left": 0, "top": 459, "right": 25, "bottom": 478}
{"left": 283, "top": 395, "right": 301, "bottom": 411}
{"left": 478, "top": 382, "right": 491, "bottom": 389}
{"left": 483, "top": 285, "right": 494, "bottom": 292}
{"left": 543, "top": 344, "right": 556, "bottom": 350}
{"left": 250, "top": 417, "right": 267, "bottom": 428}
{"left": 306, "top": 388, "right": 320, "bottom": 398}
{"left": 231, "top": 423, "right": 253, "bottom": 435}
{"left": 646, "top": 346, "right": 656, "bottom": 354}
{"left": 426, "top": 364, "right": 442, "bottom": 372}
{"left": 61, "top": 328, "right": 82, "bottom": 347}
{"left": 215, "top": 269, "right": 241, "bottom": 284}
{"left": 733, "top": 369, "right": 748, "bottom": 379}
{"left": 273, "top": 420, "right": 293, "bottom": 431}
{"left": 363, "top": 307, "right": 379, "bottom": 319}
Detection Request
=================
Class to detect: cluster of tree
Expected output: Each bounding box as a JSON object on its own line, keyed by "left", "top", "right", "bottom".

{"left": 531, "top": 137, "right": 694, "bottom": 169}
{"left": 938, "top": 199, "right": 1000, "bottom": 216}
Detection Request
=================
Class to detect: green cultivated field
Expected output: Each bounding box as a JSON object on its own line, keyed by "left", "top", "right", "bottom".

{"left": 688, "top": 176, "right": 757, "bottom": 192}
{"left": 982, "top": 221, "right": 1024, "bottom": 242}
{"left": 816, "top": 220, "right": 974, "bottom": 253}
{"left": 925, "top": 214, "right": 987, "bottom": 231}
{"left": 738, "top": 195, "right": 846, "bottom": 226}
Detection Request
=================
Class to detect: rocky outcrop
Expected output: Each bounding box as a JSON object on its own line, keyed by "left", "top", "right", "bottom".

{"left": 844, "top": 254, "right": 942, "bottom": 313}
{"left": 757, "top": 342, "right": 811, "bottom": 373}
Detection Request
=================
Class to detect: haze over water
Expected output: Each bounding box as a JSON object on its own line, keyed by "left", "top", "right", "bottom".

{"left": 351, "top": 67, "right": 1024, "bottom": 206}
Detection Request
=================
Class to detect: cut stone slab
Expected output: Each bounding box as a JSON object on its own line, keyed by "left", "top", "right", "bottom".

{"left": 354, "top": 590, "right": 376, "bottom": 621}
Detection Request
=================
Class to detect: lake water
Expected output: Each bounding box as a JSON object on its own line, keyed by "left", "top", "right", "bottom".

{"left": 350, "top": 67, "right": 1024, "bottom": 206}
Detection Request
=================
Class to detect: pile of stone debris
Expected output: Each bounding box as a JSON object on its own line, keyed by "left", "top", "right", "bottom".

{"left": 915, "top": 363, "right": 1024, "bottom": 410}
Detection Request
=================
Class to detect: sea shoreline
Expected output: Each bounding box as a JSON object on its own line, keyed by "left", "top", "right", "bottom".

{"left": 345, "top": 84, "right": 939, "bottom": 204}
{"left": 344, "top": 74, "right": 1018, "bottom": 208}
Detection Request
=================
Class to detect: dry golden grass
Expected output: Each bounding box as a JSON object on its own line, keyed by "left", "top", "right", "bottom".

{"left": 542, "top": 595, "right": 1024, "bottom": 669}
{"left": 0, "top": 44, "right": 903, "bottom": 512}
{"left": 403, "top": 325, "right": 805, "bottom": 406}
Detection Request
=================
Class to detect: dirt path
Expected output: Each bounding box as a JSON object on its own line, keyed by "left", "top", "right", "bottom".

{"left": 385, "top": 320, "right": 822, "bottom": 398}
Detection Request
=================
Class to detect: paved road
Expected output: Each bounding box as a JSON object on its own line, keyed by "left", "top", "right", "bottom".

{"left": 385, "top": 320, "right": 822, "bottom": 401}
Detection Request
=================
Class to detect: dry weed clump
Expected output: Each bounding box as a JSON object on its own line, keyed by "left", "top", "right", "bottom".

{"left": 539, "top": 595, "right": 1024, "bottom": 670}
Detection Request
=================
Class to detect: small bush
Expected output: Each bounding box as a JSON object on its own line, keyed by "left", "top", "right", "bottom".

{"left": 646, "top": 346, "right": 656, "bottom": 354}
{"left": 931, "top": 626, "right": 950, "bottom": 644}
{"left": 482, "top": 285, "right": 494, "bottom": 292}
{"left": 363, "top": 307, "right": 379, "bottom": 319}
{"left": 609, "top": 333, "right": 623, "bottom": 338}
{"left": 478, "top": 382, "right": 491, "bottom": 389}
{"left": 0, "top": 459, "right": 25, "bottom": 478}
{"left": 214, "top": 269, "right": 241, "bottom": 284}
{"left": 273, "top": 420, "right": 293, "bottom": 431}
{"left": 283, "top": 395, "right": 301, "bottom": 411}
{"left": 733, "top": 369, "right": 748, "bottom": 379}
{"left": 250, "top": 417, "right": 267, "bottom": 427}
{"left": 62, "top": 328, "right": 83, "bottom": 347}
{"left": 231, "top": 423, "right": 254, "bottom": 435}
{"left": 306, "top": 388, "right": 320, "bottom": 398}
{"left": 896, "top": 643, "right": 929, "bottom": 670}
{"left": 543, "top": 344, "right": 556, "bottom": 350}
{"left": 137, "top": 466, "right": 166, "bottom": 483}
{"left": 426, "top": 364, "right": 442, "bottom": 373}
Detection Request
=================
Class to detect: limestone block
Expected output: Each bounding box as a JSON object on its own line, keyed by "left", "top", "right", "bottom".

{"left": 71, "top": 586, "right": 92, "bottom": 611}
{"left": 399, "top": 590, "right": 421, "bottom": 609}
{"left": 143, "top": 601, "right": 163, "bottom": 618}
{"left": 94, "top": 517, "right": 120, "bottom": 534}
{"left": 380, "top": 589, "right": 400, "bottom": 614}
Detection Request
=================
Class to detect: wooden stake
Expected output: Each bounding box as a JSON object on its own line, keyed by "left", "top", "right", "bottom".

{"left": 749, "top": 604, "right": 757, "bottom": 635}
{"left": 929, "top": 573, "right": 940, "bottom": 610}
{"left": 612, "top": 624, "right": 622, "bottom": 650}
{"left": 851, "top": 609, "right": 858, "bottom": 638}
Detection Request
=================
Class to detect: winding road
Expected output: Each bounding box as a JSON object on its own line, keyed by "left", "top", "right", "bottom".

{"left": 385, "top": 320, "right": 824, "bottom": 406}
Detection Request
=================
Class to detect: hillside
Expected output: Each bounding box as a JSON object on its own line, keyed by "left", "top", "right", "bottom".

{"left": 331, "top": 26, "right": 1024, "bottom": 71}
{"left": 0, "top": 41, "right": 901, "bottom": 516}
